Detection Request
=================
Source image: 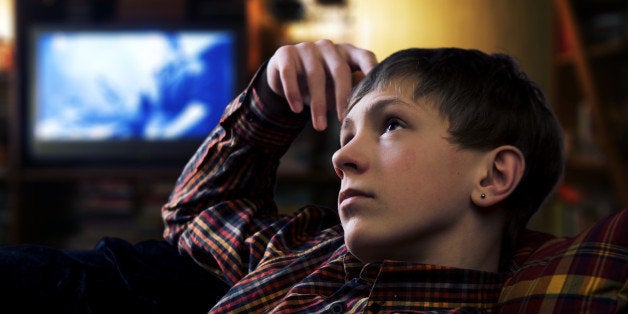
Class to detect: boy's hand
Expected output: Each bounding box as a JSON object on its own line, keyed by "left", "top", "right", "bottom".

{"left": 265, "top": 40, "right": 377, "bottom": 131}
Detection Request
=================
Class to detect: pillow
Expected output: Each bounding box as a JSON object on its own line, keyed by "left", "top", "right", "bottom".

{"left": 496, "top": 208, "right": 628, "bottom": 313}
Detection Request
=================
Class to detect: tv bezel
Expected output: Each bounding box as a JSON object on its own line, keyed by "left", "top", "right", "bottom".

{"left": 18, "top": 21, "right": 246, "bottom": 171}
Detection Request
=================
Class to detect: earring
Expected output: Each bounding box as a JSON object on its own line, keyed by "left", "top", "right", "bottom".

{"left": 480, "top": 193, "right": 486, "bottom": 199}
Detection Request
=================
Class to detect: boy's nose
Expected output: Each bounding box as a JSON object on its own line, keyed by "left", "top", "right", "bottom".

{"left": 332, "top": 139, "right": 368, "bottom": 179}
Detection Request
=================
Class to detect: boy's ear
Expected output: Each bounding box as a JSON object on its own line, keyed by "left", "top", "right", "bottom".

{"left": 472, "top": 145, "right": 525, "bottom": 207}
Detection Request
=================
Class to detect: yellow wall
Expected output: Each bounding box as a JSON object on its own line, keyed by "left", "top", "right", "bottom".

{"left": 0, "top": 0, "right": 15, "bottom": 42}
{"left": 348, "top": 0, "right": 552, "bottom": 93}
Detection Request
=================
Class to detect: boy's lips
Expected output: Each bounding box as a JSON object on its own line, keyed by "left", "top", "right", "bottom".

{"left": 338, "top": 188, "right": 374, "bottom": 206}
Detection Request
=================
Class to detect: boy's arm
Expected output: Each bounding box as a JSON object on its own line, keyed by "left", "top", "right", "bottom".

{"left": 161, "top": 66, "right": 305, "bottom": 282}
{"left": 161, "top": 40, "right": 377, "bottom": 284}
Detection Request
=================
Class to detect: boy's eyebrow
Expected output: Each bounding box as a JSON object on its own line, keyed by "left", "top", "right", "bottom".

{"left": 341, "top": 96, "right": 415, "bottom": 132}
{"left": 340, "top": 118, "right": 354, "bottom": 136}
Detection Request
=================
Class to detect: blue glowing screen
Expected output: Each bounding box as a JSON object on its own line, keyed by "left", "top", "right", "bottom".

{"left": 31, "top": 28, "right": 236, "bottom": 142}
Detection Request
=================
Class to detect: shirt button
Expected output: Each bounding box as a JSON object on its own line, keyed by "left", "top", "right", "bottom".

{"left": 328, "top": 301, "right": 345, "bottom": 313}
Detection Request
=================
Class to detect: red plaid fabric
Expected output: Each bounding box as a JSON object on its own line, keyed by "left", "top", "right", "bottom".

{"left": 497, "top": 208, "right": 628, "bottom": 313}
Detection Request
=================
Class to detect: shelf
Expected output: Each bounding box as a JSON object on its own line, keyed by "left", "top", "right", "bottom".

{"left": 556, "top": 38, "right": 628, "bottom": 66}
{"left": 552, "top": 0, "right": 628, "bottom": 210}
{"left": 566, "top": 154, "right": 606, "bottom": 173}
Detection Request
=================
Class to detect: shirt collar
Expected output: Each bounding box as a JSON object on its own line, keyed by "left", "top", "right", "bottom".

{"left": 342, "top": 250, "right": 506, "bottom": 308}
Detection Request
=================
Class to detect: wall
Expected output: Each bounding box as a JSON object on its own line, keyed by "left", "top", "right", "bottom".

{"left": 0, "top": 0, "right": 14, "bottom": 41}
{"left": 348, "top": 0, "right": 552, "bottom": 94}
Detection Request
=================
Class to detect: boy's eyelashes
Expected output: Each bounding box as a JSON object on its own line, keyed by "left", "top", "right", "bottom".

{"left": 338, "top": 116, "right": 406, "bottom": 147}
{"left": 383, "top": 117, "right": 404, "bottom": 133}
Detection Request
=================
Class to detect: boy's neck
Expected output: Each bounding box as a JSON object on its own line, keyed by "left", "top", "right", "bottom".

{"left": 365, "top": 209, "right": 505, "bottom": 273}
{"left": 426, "top": 209, "right": 505, "bottom": 273}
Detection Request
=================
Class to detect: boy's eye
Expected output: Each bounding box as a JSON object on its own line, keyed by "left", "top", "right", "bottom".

{"left": 384, "top": 118, "right": 403, "bottom": 133}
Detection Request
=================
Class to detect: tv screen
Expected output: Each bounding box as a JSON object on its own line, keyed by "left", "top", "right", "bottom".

{"left": 25, "top": 24, "right": 242, "bottom": 168}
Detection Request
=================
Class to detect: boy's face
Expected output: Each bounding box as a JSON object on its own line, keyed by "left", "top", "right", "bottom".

{"left": 332, "top": 84, "right": 487, "bottom": 263}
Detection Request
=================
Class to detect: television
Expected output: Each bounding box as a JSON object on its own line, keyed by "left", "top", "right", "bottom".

{"left": 21, "top": 23, "right": 243, "bottom": 170}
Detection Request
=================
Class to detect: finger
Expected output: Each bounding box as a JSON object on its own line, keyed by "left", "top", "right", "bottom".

{"left": 317, "top": 42, "right": 352, "bottom": 122}
{"left": 304, "top": 64, "right": 328, "bottom": 131}
{"left": 297, "top": 42, "right": 328, "bottom": 131}
{"left": 338, "top": 43, "right": 378, "bottom": 74}
{"left": 279, "top": 61, "right": 304, "bottom": 114}
{"left": 268, "top": 46, "right": 304, "bottom": 113}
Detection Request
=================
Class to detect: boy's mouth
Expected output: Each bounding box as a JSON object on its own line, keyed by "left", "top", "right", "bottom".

{"left": 338, "top": 188, "right": 374, "bottom": 206}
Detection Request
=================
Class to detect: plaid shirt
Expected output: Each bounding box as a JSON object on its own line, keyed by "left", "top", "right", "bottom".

{"left": 496, "top": 208, "right": 628, "bottom": 313}
{"left": 162, "top": 69, "right": 506, "bottom": 313}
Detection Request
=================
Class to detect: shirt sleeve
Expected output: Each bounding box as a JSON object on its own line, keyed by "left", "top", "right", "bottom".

{"left": 161, "top": 63, "right": 309, "bottom": 284}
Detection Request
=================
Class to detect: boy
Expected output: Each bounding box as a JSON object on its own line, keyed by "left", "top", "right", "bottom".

{"left": 162, "top": 40, "right": 564, "bottom": 312}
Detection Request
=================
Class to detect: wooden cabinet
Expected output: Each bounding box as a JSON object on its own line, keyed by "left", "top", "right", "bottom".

{"left": 0, "top": 0, "right": 244, "bottom": 247}
{"left": 0, "top": 0, "right": 338, "bottom": 248}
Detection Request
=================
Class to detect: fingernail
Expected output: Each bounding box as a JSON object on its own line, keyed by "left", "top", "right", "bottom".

{"left": 293, "top": 101, "right": 303, "bottom": 113}
{"left": 316, "top": 115, "right": 327, "bottom": 130}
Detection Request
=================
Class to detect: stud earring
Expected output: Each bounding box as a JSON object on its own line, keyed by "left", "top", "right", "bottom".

{"left": 480, "top": 193, "right": 486, "bottom": 199}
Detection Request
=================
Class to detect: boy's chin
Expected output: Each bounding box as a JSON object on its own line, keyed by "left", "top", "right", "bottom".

{"left": 343, "top": 232, "right": 389, "bottom": 263}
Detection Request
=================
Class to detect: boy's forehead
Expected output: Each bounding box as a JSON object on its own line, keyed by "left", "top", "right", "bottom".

{"left": 345, "top": 81, "right": 418, "bottom": 118}
{"left": 344, "top": 81, "right": 412, "bottom": 117}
